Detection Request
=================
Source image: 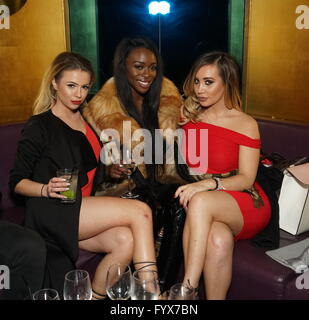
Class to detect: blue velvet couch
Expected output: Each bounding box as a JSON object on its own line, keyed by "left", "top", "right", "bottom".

{"left": 1, "top": 118, "right": 309, "bottom": 299}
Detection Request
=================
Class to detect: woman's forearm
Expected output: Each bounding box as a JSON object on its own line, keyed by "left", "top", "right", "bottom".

{"left": 15, "top": 179, "right": 46, "bottom": 198}
{"left": 215, "top": 173, "right": 256, "bottom": 191}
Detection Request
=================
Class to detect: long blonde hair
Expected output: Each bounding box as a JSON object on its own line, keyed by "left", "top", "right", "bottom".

{"left": 181, "top": 51, "right": 242, "bottom": 124}
{"left": 33, "top": 52, "right": 95, "bottom": 115}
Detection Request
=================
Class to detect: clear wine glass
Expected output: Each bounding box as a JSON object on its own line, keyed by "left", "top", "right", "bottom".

{"left": 120, "top": 146, "right": 139, "bottom": 199}
{"left": 106, "top": 264, "right": 132, "bottom": 300}
{"left": 63, "top": 270, "right": 92, "bottom": 300}
{"left": 32, "top": 288, "right": 60, "bottom": 300}
{"left": 168, "top": 283, "right": 196, "bottom": 300}
{"left": 131, "top": 270, "right": 160, "bottom": 300}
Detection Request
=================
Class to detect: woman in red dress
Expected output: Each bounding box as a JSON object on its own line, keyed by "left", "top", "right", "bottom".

{"left": 175, "top": 52, "right": 271, "bottom": 299}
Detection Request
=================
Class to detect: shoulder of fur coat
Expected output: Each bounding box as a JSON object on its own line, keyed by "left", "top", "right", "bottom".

{"left": 83, "top": 76, "right": 183, "bottom": 138}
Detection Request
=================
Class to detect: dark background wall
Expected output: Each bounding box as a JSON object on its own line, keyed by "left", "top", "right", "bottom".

{"left": 97, "top": 0, "right": 229, "bottom": 90}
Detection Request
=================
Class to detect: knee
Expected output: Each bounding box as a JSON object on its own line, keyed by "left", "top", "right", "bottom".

{"left": 187, "top": 192, "right": 211, "bottom": 219}
{"left": 207, "top": 227, "right": 234, "bottom": 260}
{"left": 134, "top": 200, "right": 153, "bottom": 221}
{"left": 113, "top": 227, "right": 134, "bottom": 253}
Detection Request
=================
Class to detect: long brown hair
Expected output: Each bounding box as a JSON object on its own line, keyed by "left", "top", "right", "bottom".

{"left": 113, "top": 36, "right": 163, "bottom": 132}
{"left": 33, "top": 52, "right": 95, "bottom": 115}
{"left": 181, "top": 51, "right": 242, "bottom": 124}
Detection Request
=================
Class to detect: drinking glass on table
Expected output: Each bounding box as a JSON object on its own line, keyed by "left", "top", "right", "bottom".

{"left": 106, "top": 264, "right": 132, "bottom": 300}
{"left": 119, "top": 147, "right": 138, "bottom": 199}
{"left": 32, "top": 288, "right": 60, "bottom": 300}
{"left": 131, "top": 270, "right": 160, "bottom": 300}
{"left": 63, "top": 270, "right": 92, "bottom": 300}
{"left": 168, "top": 283, "right": 196, "bottom": 300}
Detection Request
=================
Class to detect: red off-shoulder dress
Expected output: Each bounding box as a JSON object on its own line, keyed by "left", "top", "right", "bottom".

{"left": 182, "top": 121, "right": 271, "bottom": 240}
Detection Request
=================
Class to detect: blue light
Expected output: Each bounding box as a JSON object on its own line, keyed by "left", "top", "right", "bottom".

{"left": 148, "top": 1, "right": 170, "bottom": 15}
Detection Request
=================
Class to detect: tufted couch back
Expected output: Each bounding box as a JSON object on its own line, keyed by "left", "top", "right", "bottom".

{"left": 257, "top": 118, "right": 309, "bottom": 159}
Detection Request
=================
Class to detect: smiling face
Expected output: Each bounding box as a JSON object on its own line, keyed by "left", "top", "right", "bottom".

{"left": 52, "top": 69, "right": 91, "bottom": 111}
{"left": 193, "top": 64, "right": 226, "bottom": 108}
{"left": 125, "top": 47, "right": 157, "bottom": 96}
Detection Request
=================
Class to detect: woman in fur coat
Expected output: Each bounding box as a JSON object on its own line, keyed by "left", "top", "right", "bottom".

{"left": 83, "top": 36, "right": 186, "bottom": 291}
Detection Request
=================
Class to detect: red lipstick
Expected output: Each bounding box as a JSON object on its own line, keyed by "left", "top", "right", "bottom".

{"left": 71, "top": 100, "right": 82, "bottom": 105}
{"left": 198, "top": 97, "right": 207, "bottom": 102}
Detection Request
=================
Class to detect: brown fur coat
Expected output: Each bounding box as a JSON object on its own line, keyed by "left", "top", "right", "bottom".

{"left": 83, "top": 77, "right": 185, "bottom": 195}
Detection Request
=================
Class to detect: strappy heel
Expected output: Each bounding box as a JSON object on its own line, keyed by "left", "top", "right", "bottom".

{"left": 92, "top": 288, "right": 107, "bottom": 300}
{"left": 134, "top": 261, "right": 161, "bottom": 297}
{"left": 185, "top": 279, "right": 199, "bottom": 300}
{"left": 133, "top": 261, "right": 157, "bottom": 271}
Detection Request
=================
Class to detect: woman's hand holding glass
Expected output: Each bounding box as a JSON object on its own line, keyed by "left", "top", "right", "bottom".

{"left": 41, "top": 177, "right": 71, "bottom": 199}
{"left": 108, "top": 164, "right": 131, "bottom": 180}
{"left": 106, "top": 144, "right": 138, "bottom": 198}
{"left": 119, "top": 147, "right": 138, "bottom": 199}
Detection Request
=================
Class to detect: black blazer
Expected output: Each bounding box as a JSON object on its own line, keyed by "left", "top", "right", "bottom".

{"left": 9, "top": 110, "right": 105, "bottom": 294}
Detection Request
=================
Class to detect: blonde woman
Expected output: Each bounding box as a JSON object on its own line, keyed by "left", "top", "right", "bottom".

{"left": 175, "top": 52, "right": 271, "bottom": 299}
{"left": 10, "top": 52, "right": 157, "bottom": 299}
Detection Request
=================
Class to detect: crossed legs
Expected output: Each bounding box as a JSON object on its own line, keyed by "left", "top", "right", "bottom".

{"left": 182, "top": 191, "right": 243, "bottom": 300}
{"left": 78, "top": 196, "right": 157, "bottom": 297}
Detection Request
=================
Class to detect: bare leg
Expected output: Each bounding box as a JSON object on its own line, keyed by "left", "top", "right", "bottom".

{"left": 203, "top": 222, "right": 234, "bottom": 300}
{"left": 78, "top": 197, "right": 157, "bottom": 296}
{"left": 182, "top": 214, "right": 190, "bottom": 268}
{"left": 183, "top": 191, "right": 243, "bottom": 289}
{"left": 79, "top": 226, "right": 133, "bottom": 296}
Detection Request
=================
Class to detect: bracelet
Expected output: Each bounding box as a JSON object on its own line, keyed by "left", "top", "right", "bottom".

{"left": 209, "top": 178, "right": 218, "bottom": 191}
{"left": 40, "top": 184, "right": 45, "bottom": 197}
{"left": 213, "top": 177, "right": 226, "bottom": 190}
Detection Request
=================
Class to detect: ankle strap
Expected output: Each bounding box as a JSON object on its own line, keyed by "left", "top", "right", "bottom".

{"left": 134, "top": 261, "right": 157, "bottom": 271}
{"left": 184, "top": 279, "right": 199, "bottom": 298}
{"left": 92, "top": 289, "right": 107, "bottom": 300}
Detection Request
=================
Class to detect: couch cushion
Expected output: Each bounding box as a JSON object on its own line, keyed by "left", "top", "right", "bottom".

{"left": 284, "top": 274, "right": 309, "bottom": 299}
{"left": 227, "top": 230, "right": 309, "bottom": 300}
{"left": 76, "top": 250, "right": 104, "bottom": 280}
{"left": 0, "top": 123, "right": 25, "bottom": 211}
{"left": 0, "top": 206, "right": 25, "bottom": 225}
{"left": 257, "top": 119, "right": 309, "bottom": 160}
{"left": 227, "top": 239, "right": 295, "bottom": 299}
